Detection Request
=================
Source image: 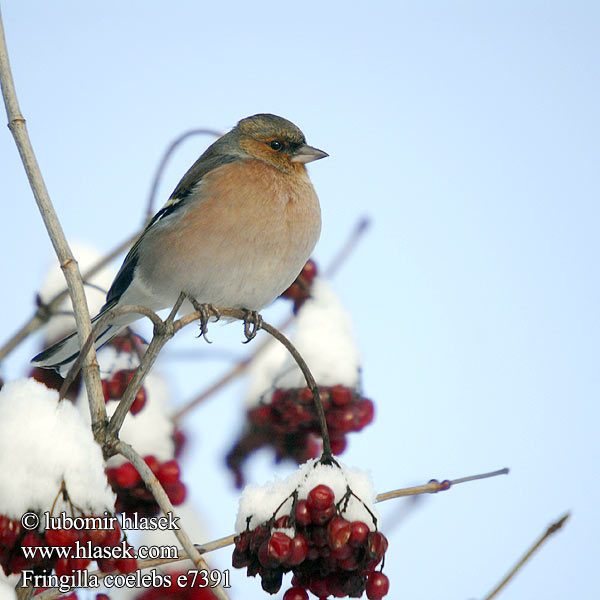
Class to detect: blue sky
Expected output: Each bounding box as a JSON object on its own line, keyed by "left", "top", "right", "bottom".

{"left": 1, "top": 2, "right": 599, "bottom": 599}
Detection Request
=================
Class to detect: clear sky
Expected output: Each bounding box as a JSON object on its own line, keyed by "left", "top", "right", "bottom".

{"left": 1, "top": 2, "right": 599, "bottom": 599}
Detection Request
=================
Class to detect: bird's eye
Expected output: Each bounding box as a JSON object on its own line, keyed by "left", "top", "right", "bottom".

{"left": 269, "top": 140, "right": 283, "bottom": 151}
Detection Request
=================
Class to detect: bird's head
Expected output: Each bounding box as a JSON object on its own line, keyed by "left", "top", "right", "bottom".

{"left": 230, "top": 114, "right": 328, "bottom": 173}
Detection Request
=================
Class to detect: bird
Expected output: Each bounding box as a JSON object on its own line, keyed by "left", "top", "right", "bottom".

{"left": 32, "top": 113, "right": 327, "bottom": 373}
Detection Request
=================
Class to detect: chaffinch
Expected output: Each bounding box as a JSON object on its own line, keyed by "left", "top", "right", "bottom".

{"left": 32, "top": 114, "right": 327, "bottom": 372}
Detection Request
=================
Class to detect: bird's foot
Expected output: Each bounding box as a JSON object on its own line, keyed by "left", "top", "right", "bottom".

{"left": 189, "top": 299, "right": 220, "bottom": 343}
{"left": 242, "top": 310, "right": 262, "bottom": 343}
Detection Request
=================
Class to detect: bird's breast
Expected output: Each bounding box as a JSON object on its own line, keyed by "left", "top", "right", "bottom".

{"left": 138, "top": 159, "right": 322, "bottom": 310}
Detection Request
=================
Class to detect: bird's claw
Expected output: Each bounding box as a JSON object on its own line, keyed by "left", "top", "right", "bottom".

{"left": 242, "top": 310, "right": 262, "bottom": 343}
{"left": 189, "top": 299, "right": 220, "bottom": 343}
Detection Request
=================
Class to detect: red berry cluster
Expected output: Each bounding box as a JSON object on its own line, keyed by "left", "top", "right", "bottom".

{"left": 106, "top": 456, "right": 186, "bottom": 517}
{"left": 280, "top": 259, "right": 318, "bottom": 313}
{"left": 226, "top": 386, "right": 374, "bottom": 488}
{"left": 0, "top": 514, "right": 136, "bottom": 576}
{"left": 135, "top": 572, "right": 217, "bottom": 599}
{"left": 102, "top": 369, "right": 147, "bottom": 415}
{"left": 232, "top": 484, "right": 389, "bottom": 599}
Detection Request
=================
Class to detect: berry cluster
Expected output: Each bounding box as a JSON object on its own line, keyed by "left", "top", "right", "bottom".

{"left": 227, "top": 386, "right": 374, "bottom": 488}
{"left": 106, "top": 456, "right": 186, "bottom": 517}
{"left": 280, "top": 259, "right": 318, "bottom": 313}
{"left": 135, "top": 572, "right": 217, "bottom": 599}
{"left": 0, "top": 514, "right": 136, "bottom": 576}
{"left": 232, "top": 484, "right": 389, "bottom": 599}
{"left": 102, "top": 369, "right": 147, "bottom": 415}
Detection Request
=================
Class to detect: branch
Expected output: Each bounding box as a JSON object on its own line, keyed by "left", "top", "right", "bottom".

{"left": 116, "top": 440, "right": 230, "bottom": 600}
{"left": 0, "top": 6, "right": 106, "bottom": 441}
{"left": 482, "top": 512, "right": 570, "bottom": 600}
{"left": 375, "top": 468, "right": 510, "bottom": 502}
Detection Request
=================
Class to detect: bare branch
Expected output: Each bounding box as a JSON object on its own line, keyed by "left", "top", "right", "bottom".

{"left": 482, "top": 512, "right": 570, "bottom": 600}
{"left": 0, "top": 6, "right": 106, "bottom": 440}
{"left": 375, "top": 468, "right": 509, "bottom": 502}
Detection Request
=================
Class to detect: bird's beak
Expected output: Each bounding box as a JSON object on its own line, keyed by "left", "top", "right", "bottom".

{"left": 291, "top": 144, "right": 329, "bottom": 163}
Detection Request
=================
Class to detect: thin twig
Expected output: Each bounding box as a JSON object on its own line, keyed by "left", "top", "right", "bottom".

{"left": 375, "top": 468, "right": 509, "bottom": 502}
{"left": 173, "top": 216, "right": 371, "bottom": 424}
{"left": 145, "top": 128, "right": 221, "bottom": 220}
{"left": 482, "top": 512, "right": 570, "bottom": 600}
{"left": 116, "top": 441, "right": 230, "bottom": 600}
{"left": 0, "top": 6, "right": 106, "bottom": 441}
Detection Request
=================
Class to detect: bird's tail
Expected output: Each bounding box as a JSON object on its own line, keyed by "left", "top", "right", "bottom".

{"left": 31, "top": 311, "right": 129, "bottom": 375}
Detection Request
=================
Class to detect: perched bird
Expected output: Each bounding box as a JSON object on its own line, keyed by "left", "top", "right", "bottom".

{"left": 32, "top": 114, "right": 327, "bottom": 372}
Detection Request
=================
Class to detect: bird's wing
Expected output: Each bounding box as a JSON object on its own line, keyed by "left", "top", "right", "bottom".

{"left": 104, "top": 151, "right": 239, "bottom": 306}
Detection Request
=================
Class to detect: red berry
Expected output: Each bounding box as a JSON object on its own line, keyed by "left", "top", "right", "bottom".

{"left": 157, "top": 460, "right": 180, "bottom": 486}
{"left": 283, "top": 587, "right": 309, "bottom": 600}
{"left": 367, "top": 531, "right": 389, "bottom": 560}
{"left": 310, "top": 504, "right": 336, "bottom": 525}
{"left": 366, "top": 572, "right": 390, "bottom": 599}
{"left": 357, "top": 398, "right": 375, "bottom": 427}
{"left": 267, "top": 532, "right": 292, "bottom": 563}
{"left": 143, "top": 455, "right": 160, "bottom": 475}
{"left": 130, "top": 387, "right": 147, "bottom": 414}
{"left": 311, "top": 526, "right": 328, "bottom": 547}
{"left": 86, "top": 527, "right": 108, "bottom": 546}
{"left": 54, "top": 557, "right": 71, "bottom": 577}
{"left": 45, "top": 528, "right": 77, "bottom": 547}
{"left": 274, "top": 515, "right": 290, "bottom": 529}
{"left": 327, "top": 516, "right": 351, "bottom": 550}
{"left": 97, "top": 557, "right": 118, "bottom": 573}
{"left": 0, "top": 516, "right": 21, "bottom": 546}
{"left": 331, "top": 543, "right": 353, "bottom": 560}
{"left": 298, "top": 388, "right": 313, "bottom": 404}
{"left": 102, "top": 523, "right": 122, "bottom": 547}
{"left": 166, "top": 481, "right": 186, "bottom": 505}
{"left": 116, "top": 553, "right": 137, "bottom": 574}
{"left": 249, "top": 405, "right": 272, "bottom": 427}
{"left": 69, "top": 556, "right": 91, "bottom": 572}
{"left": 250, "top": 526, "right": 270, "bottom": 553}
{"left": 114, "top": 462, "right": 141, "bottom": 488}
{"left": 329, "top": 436, "right": 347, "bottom": 454}
{"left": 339, "top": 554, "right": 359, "bottom": 571}
{"left": 286, "top": 534, "right": 308, "bottom": 566}
{"left": 350, "top": 521, "right": 370, "bottom": 547}
{"left": 234, "top": 531, "right": 251, "bottom": 552}
{"left": 307, "top": 484, "right": 335, "bottom": 511}
{"left": 295, "top": 500, "right": 311, "bottom": 526}
{"left": 330, "top": 385, "right": 353, "bottom": 406}
{"left": 308, "top": 575, "right": 329, "bottom": 599}
{"left": 302, "top": 259, "right": 318, "bottom": 282}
